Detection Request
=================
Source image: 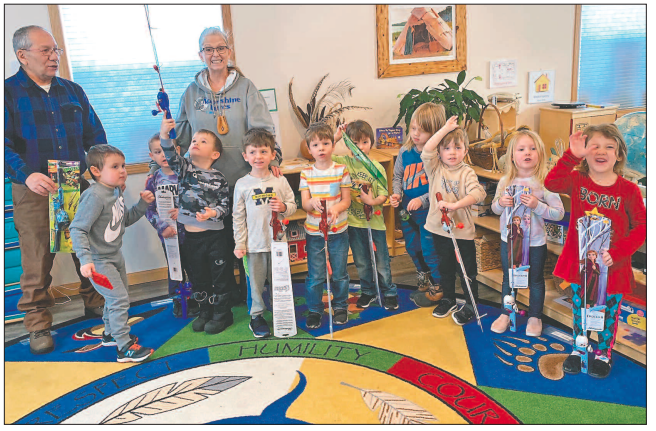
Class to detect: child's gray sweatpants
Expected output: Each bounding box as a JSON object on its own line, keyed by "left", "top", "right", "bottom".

{"left": 245, "top": 252, "right": 272, "bottom": 317}
{"left": 90, "top": 253, "right": 132, "bottom": 351}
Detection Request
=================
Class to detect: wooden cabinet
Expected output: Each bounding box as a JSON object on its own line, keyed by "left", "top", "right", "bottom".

{"left": 471, "top": 166, "right": 645, "bottom": 365}
{"left": 539, "top": 105, "right": 618, "bottom": 156}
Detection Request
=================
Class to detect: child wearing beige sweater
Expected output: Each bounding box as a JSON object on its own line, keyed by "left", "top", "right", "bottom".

{"left": 420, "top": 116, "right": 486, "bottom": 326}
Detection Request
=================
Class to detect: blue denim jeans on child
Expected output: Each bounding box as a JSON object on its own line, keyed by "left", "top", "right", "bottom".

{"left": 305, "top": 231, "right": 350, "bottom": 314}
{"left": 399, "top": 209, "right": 441, "bottom": 285}
{"left": 500, "top": 241, "right": 547, "bottom": 318}
{"left": 348, "top": 226, "right": 397, "bottom": 298}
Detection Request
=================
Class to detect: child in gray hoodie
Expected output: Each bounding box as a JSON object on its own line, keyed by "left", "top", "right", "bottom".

{"left": 71, "top": 145, "right": 155, "bottom": 363}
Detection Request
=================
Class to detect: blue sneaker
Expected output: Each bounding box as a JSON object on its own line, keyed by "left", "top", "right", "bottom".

{"left": 116, "top": 342, "right": 153, "bottom": 363}
{"left": 249, "top": 315, "right": 271, "bottom": 338}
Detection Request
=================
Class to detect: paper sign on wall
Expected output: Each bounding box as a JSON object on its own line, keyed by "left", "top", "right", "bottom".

{"left": 528, "top": 70, "right": 555, "bottom": 104}
{"left": 490, "top": 59, "right": 518, "bottom": 88}
{"left": 259, "top": 88, "right": 282, "bottom": 143}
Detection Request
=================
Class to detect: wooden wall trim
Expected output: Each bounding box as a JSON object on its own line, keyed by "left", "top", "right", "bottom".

{"left": 222, "top": 5, "right": 236, "bottom": 65}
{"left": 47, "top": 5, "right": 72, "bottom": 81}
{"left": 570, "top": 5, "right": 582, "bottom": 101}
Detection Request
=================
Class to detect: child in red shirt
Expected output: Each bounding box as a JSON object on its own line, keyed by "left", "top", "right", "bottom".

{"left": 545, "top": 124, "right": 646, "bottom": 378}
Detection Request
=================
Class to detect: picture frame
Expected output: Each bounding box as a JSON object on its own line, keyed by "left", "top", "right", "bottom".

{"left": 376, "top": 5, "right": 467, "bottom": 79}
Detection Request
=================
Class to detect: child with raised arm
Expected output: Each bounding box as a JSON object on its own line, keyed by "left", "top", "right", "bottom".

{"left": 334, "top": 121, "right": 399, "bottom": 310}
{"left": 421, "top": 116, "right": 486, "bottom": 325}
{"left": 70, "top": 145, "right": 155, "bottom": 362}
{"left": 545, "top": 125, "right": 646, "bottom": 378}
{"left": 145, "top": 133, "right": 200, "bottom": 318}
{"left": 489, "top": 130, "right": 564, "bottom": 337}
{"left": 160, "top": 115, "right": 232, "bottom": 335}
{"left": 233, "top": 128, "right": 297, "bottom": 338}
{"left": 299, "top": 122, "right": 351, "bottom": 329}
{"left": 389, "top": 102, "right": 446, "bottom": 307}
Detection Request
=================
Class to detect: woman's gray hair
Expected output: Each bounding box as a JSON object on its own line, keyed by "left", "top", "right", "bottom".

{"left": 13, "top": 25, "right": 47, "bottom": 53}
{"left": 198, "top": 27, "right": 231, "bottom": 51}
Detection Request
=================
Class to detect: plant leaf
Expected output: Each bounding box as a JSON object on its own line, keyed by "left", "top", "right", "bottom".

{"left": 455, "top": 92, "right": 465, "bottom": 111}
{"left": 342, "top": 383, "right": 438, "bottom": 425}
{"left": 101, "top": 376, "right": 251, "bottom": 424}
{"left": 468, "top": 106, "right": 480, "bottom": 122}
{"left": 445, "top": 79, "right": 459, "bottom": 90}
{"left": 457, "top": 70, "right": 466, "bottom": 86}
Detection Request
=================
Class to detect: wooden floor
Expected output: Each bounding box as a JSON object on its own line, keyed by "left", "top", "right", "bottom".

{"left": 4, "top": 254, "right": 502, "bottom": 342}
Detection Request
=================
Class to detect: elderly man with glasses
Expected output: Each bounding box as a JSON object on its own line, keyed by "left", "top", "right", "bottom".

{"left": 5, "top": 25, "right": 107, "bottom": 355}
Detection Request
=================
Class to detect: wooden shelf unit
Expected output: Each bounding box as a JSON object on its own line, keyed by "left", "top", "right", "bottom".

{"left": 472, "top": 166, "right": 645, "bottom": 364}
{"left": 279, "top": 149, "right": 401, "bottom": 275}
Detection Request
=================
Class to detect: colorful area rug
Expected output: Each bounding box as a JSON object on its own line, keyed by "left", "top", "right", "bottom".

{"left": 5, "top": 283, "right": 646, "bottom": 424}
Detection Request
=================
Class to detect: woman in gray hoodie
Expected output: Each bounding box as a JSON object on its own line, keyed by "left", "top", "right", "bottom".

{"left": 174, "top": 27, "right": 284, "bottom": 305}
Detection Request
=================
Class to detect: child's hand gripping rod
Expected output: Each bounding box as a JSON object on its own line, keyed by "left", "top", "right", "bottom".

{"left": 319, "top": 199, "right": 334, "bottom": 338}
{"left": 436, "top": 192, "right": 484, "bottom": 332}
{"left": 361, "top": 184, "right": 383, "bottom": 307}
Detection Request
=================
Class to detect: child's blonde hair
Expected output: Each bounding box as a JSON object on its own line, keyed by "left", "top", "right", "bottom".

{"left": 575, "top": 123, "right": 627, "bottom": 175}
{"left": 401, "top": 102, "right": 446, "bottom": 151}
{"left": 498, "top": 129, "right": 547, "bottom": 191}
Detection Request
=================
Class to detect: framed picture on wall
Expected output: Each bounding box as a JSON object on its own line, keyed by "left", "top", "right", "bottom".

{"left": 376, "top": 5, "right": 467, "bottom": 78}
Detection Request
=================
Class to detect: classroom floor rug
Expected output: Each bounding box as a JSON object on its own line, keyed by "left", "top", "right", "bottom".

{"left": 5, "top": 283, "right": 646, "bottom": 424}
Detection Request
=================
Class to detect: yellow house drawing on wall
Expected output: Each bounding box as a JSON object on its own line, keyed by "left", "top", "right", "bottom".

{"left": 534, "top": 74, "right": 550, "bottom": 93}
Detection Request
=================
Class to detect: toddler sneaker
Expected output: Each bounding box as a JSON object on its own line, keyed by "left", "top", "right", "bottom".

{"left": 333, "top": 309, "right": 348, "bottom": 325}
{"left": 356, "top": 293, "right": 378, "bottom": 309}
{"left": 411, "top": 285, "right": 443, "bottom": 307}
{"left": 562, "top": 352, "right": 582, "bottom": 375}
{"left": 490, "top": 314, "right": 510, "bottom": 334}
{"left": 525, "top": 317, "right": 542, "bottom": 337}
{"left": 249, "top": 315, "right": 271, "bottom": 338}
{"left": 432, "top": 298, "right": 457, "bottom": 318}
{"left": 452, "top": 305, "right": 475, "bottom": 326}
{"left": 383, "top": 296, "right": 399, "bottom": 310}
{"left": 102, "top": 332, "right": 137, "bottom": 347}
{"left": 117, "top": 342, "right": 154, "bottom": 363}
{"left": 306, "top": 312, "right": 322, "bottom": 329}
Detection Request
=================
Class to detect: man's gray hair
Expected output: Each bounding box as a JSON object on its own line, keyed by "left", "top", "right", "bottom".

{"left": 198, "top": 27, "right": 230, "bottom": 51}
{"left": 13, "top": 25, "right": 48, "bottom": 53}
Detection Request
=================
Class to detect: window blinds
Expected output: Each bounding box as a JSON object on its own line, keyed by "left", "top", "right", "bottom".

{"left": 59, "top": 5, "right": 224, "bottom": 164}
{"left": 577, "top": 5, "right": 646, "bottom": 110}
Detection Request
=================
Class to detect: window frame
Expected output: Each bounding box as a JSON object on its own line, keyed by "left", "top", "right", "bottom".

{"left": 47, "top": 4, "right": 236, "bottom": 173}
{"left": 570, "top": 4, "right": 645, "bottom": 118}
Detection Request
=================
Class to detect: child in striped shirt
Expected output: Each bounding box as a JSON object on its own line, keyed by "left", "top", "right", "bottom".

{"left": 299, "top": 122, "right": 352, "bottom": 329}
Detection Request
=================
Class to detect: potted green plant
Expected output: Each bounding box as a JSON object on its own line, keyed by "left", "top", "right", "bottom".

{"left": 394, "top": 71, "right": 485, "bottom": 133}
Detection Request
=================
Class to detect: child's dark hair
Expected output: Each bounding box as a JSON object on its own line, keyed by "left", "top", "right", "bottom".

{"left": 242, "top": 127, "right": 276, "bottom": 152}
{"left": 345, "top": 120, "right": 375, "bottom": 147}
{"left": 438, "top": 127, "right": 469, "bottom": 151}
{"left": 195, "top": 129, "right": 223, "bottom": 153}
{"left": 305, "top": 122, "right": 334, "bottom": 147}
{"left": 86, "top": 144, "right": 125, "bottom": 181}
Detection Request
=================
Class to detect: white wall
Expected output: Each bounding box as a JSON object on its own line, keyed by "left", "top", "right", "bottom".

{"left": 4, "top": 4, "right": 51, "bottom": 77}
{"left": 231, "top": 5, "right": 576, "bottom": 157}
{"left": 5, "top": 4, "right": 576, "bottom": 286}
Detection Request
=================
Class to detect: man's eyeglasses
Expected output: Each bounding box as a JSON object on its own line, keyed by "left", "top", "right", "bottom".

{"left": 201, "top": 46, "right": 229, "bottom": 55}
{"left": 22, "top": 47, "right": 64, "bottom": 57}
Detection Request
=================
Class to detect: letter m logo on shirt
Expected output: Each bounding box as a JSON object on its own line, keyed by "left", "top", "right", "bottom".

{"left": 403, "top": 163, "right": 428, "bottom": 191}
{"left": 252, "top": 187, "right": 276, "bottom": 205}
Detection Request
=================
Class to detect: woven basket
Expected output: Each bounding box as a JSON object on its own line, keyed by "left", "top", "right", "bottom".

{"left": 475, "top": 235, "right": 502, "bottom": 272}
{"left": 468, "top": 104, "right": 507, "bottom": 171}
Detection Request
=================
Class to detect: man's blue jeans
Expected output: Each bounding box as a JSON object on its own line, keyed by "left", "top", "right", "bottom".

{"left": 500, "top": 241, "right": 547, "bottom": 318}
{"left": 305, "top": 231, "right": 350, "bottom": 314}
{"left": 399, "top": 209, "right": 441, "bottom": 285}
{"left": 348, "top": 226, "right": 397, "bottom": 297}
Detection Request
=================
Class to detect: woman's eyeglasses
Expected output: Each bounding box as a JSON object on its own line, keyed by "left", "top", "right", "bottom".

{"left": 201, "top": 46, "right": 229, "bottom": 55}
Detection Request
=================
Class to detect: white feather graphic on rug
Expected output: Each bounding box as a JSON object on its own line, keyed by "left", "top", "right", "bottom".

{"left": 101, "top": 376, "right": 250, "bottom": 424}
{"left": 341, "top": 382, "right": 438, "bottom": 424}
